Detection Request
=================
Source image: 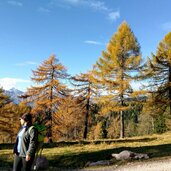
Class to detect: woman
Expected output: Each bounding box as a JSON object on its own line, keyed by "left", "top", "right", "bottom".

{"left": 13, "top": 113, "right": 38, "bottom": 171}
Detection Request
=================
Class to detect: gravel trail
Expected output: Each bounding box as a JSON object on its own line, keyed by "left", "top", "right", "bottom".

{"left": 2, "top": 158, "right": 171, "bottom": 171}
{"left": 77, "top": 158, "right": 171, "bottom": 171}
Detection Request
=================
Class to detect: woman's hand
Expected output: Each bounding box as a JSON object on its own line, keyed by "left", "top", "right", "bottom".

{"left": 26, "top": 155, "right": 31, "bottom": 161}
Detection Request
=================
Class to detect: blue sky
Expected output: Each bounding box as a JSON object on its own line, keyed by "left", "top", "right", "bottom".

{"left": 0, "top": 0, "right": 170, "bottom": 91}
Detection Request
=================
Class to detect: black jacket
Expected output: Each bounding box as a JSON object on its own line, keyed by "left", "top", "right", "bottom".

{"left": 14, "top": 126, "right": 38, "bottom": 157}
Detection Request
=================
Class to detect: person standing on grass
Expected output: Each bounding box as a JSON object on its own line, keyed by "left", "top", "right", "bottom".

{"left": 13, "top": 113, "right": 38, "bottom": 171}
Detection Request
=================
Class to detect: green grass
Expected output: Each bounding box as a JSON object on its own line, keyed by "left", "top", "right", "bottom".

{"left": 1, "top": 132, "right": 171, "bottom": 170}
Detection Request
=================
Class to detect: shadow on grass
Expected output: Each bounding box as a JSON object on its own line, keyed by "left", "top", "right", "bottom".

{"left": 43, "top": 137, "right": 157, "bottom": 148}
{"left": 1, "top": 138, "right": 171, "bottom": 169}
{"left": 0, "top": 159, "right": 13, "bottom": 170}
{"left": 48, "top": 143, "right": 171, "bottom": 169}
{"left": 0, "top": 137, "right": 156, "bottom": 149}
{"left": 0, "top": 143, "right": 14, "bottom": 150}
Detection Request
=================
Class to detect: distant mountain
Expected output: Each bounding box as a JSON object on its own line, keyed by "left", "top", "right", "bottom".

{"left": 5, "top": 88, "right": 24, "bottom": 104}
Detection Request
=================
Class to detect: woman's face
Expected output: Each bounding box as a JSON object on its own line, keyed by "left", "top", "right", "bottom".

{"left": 20, "top": 118, "right": 25, "bottom": 126}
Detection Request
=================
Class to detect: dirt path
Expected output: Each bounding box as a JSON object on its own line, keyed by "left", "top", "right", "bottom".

{"left": 77, "top": 158, "right": 171, "bottom": 171}
{"left": 2, "top": 158, "right": 171, "bottom": 171}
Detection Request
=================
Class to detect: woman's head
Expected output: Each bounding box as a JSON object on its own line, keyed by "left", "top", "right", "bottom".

{"left": 20, "top": 113, "right": 32, "bottom": 126}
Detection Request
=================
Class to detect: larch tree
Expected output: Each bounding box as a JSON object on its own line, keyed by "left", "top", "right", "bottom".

{"left": 2, "top": 102, "right": 31, "bottom": 143}
{"left": 53, "top": 95, "right": 83, "bottom": 140}
{"left": 23, "top": 55, "right": 69, "bottom": 142}
{"left": 140, "top": 32, "right": 171, "bottom": 115}
{"left": 92, "top": 21, "right": 142, "bottom": 138}
{"left": 0, "top": 88, "right": 32, "bottom": 143}
{"left": 70, "top": 72, "right": 97, "bottom": 139}
{"left": 0, "top": 88, "right": 15, "bottom": 142}
{"left": 0, "top": 88, "right": 11, "bottom": 108}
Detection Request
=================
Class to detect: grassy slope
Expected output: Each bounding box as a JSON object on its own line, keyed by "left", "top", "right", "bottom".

{"left": 1, "top": 132, "right": 171, "bottom": 170}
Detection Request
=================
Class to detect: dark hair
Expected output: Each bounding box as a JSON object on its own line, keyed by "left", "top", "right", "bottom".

{"left": 20, "top": 113, "right": 32, "bottom": 125}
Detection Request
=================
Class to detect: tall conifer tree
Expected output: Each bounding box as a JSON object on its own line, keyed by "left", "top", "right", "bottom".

{"left": 0, "top": 88, "right": 15, "bottom": 142}
{"left": 54, "top": 95, "right": 83, "bottom": 140}
{"left": 23, "top": 55, "right": 69, "bottom": 142}
{"left": 92, "top": 21, "right": 141, "bottom": 138}
{"left": 71, "top": 72, "right": 97, "bottom": 139}
{"left": 141, "top": 32, "right": 171, "bottom": 115}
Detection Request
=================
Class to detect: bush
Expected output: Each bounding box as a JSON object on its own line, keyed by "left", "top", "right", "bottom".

{"left": 154, "top": 115, "right": 166, "bottom": 134}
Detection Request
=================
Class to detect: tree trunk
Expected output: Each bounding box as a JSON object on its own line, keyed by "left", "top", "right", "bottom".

{"left": 47, "top": 109, "right": 53, "bottom": 143}
{"left": 47, "top": 85, "right": 53, "bottom": 143}
{"left": 169, "top": 66, "right": 171, "bottom": 116}
{"left": 120, "top": 65, "right": 125, "bottom": 138}
{"left": 83, "top": 86, "right": 90, "bottom": 139}
{"left": 120, "top": 110, "right": 124, "bottom": 138}
{"left": 83, "top": 98, "right": 90, "bottom": 139}
{"left": 83, "top": 110, "right": 89, "bottom": 139}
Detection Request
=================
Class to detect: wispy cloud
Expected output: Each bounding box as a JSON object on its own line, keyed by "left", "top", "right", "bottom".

{"left": 61, "top": 0, "right": 109, "bottom": 11}
{"left": 62, "top": 0, "right": 85, "bottom": 6}
{"left": 50, "top": 0, "right": 120, "bottom": 22}
{"left": 89, "top": 1, "right": 108, "bottom": 11}
{"left": 162, "top": 22, "right": 171, "bottom": 31}
{"left": 7, "top": 0, "right": 23, "bottom": 7}
{"left": 38, "top": 7, "right": 50, "bottom": 13}
{"left": 0, "top": 78, "right": 31, "bottom": 91}
{"left": 108, "top": 11, "right": 120, "bottom": 22}
{"left": 84, "top": 40, "right": 103, "bottom": 45}
{"left": 15, "top": 61, "right": 38, "bottom": 66}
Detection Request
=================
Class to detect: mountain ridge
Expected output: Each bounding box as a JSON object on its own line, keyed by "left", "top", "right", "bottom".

{"left": 5, "top": 88, "right": 24, "bottom": 104}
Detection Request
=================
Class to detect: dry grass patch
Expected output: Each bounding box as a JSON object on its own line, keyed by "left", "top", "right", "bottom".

{"left": 1, "top": 132, "right": 171, "bottom": 169}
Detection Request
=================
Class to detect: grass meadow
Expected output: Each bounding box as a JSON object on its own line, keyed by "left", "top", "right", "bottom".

{"left": 1, "top": 132, "right": 171, "bottom": 170}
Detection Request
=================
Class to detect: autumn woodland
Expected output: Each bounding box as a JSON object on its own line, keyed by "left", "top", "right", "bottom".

{"left": 1, "top": 21, "right": 171, "bottom": 143}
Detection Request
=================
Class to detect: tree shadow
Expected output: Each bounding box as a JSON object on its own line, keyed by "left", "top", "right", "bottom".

{"left": 1, "top": 138, "right": 171, "bottom": 170}
{"left": 43, "top": 137, "right": 157, "bottom": 148}
{"left": 48, "top": 143, "right": 171, "bottom": 169}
